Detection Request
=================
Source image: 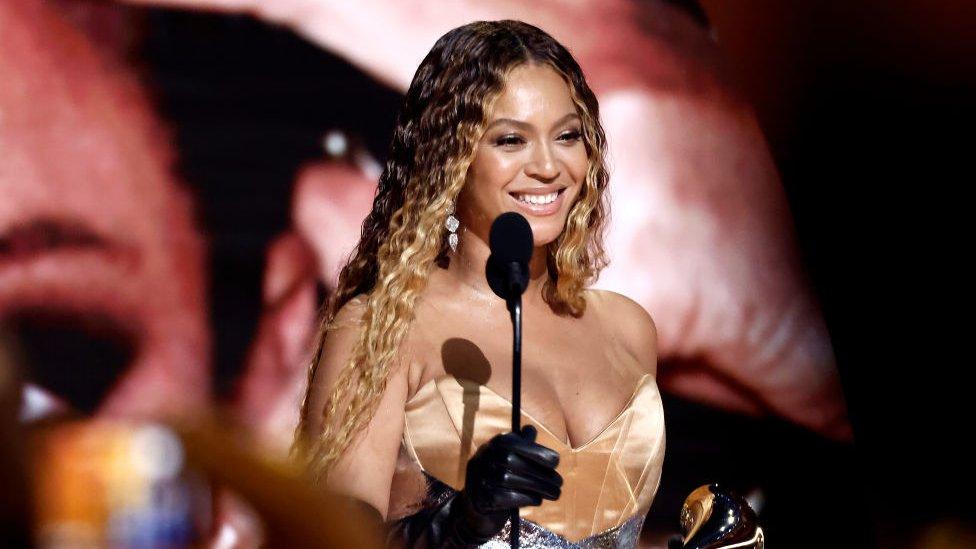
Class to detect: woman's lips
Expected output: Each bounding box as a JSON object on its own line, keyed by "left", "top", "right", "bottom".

{"left": 508, "top": 188, "right": 565, "bottom": 216}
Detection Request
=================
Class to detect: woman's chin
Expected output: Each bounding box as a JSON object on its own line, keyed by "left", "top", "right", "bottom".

{"left": 529, "top": 220, "right": 565, "bottom": 248}
{"left": 531, "top": 230, "right": 563, "bottom": 249}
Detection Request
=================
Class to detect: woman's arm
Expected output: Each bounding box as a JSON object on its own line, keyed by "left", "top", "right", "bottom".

{"left": 302, "top": 297, "right": 410, "bottom": 519}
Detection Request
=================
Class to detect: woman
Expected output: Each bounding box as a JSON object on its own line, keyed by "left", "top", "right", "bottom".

{"left": 297, "top": 20, "right": 664, "bottom": 547}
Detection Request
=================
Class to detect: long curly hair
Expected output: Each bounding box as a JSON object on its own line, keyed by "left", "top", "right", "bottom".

{"left": 295, "top": 20, "right": 611, "bottom": 480}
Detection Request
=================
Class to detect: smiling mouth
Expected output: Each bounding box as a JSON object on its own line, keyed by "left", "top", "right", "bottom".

{"left": 509, "top": 188, "right": 566, "bottom": 206}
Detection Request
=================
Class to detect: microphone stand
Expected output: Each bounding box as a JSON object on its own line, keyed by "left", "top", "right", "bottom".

{"left": 507, "top": 289, "right": 522, "bottom": 549}
{"left": 486, "top": 218, "right": 532, "bottom": 548}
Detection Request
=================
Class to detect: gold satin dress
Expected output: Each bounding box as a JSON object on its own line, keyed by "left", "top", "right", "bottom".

{"left": 387, "top": 373, "right": 666, "bottom": 548}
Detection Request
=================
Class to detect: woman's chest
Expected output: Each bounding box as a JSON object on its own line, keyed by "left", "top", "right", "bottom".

{"left": 403, "top": 303, "right": 644, "bottom": 449}
{"left": 390, "top": 370, "right": 666, "bottom": 543}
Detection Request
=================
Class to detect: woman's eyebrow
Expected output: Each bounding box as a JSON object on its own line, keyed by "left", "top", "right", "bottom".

{"left": 486, "top": 112, "right": 580, "bottom": 131}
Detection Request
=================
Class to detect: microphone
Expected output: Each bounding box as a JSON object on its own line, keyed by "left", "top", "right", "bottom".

{"left": 486, "top": 212, "right": 533, "bottom": 303}
{"left": 484, "top": 211, "right": 533, "bottom": 549}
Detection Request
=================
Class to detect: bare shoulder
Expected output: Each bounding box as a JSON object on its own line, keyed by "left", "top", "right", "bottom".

{"left": 303, "top": 295, "right": 368, "bottom": 437}
{"left": 316, "top": 295, "right": 369, "bottom": 376}
{"left": 585, "top": 288, "right": 658, "bottom": 376}
{"left": 304, "top": 295, "right": 408, "bottom": 436}
{"left": 331, "top": 293, "right": 369, "bottom": 328}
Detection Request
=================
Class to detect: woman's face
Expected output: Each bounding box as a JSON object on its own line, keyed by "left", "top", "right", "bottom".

{"left": 459, "top": 63, "right": 589, "bottom": 248}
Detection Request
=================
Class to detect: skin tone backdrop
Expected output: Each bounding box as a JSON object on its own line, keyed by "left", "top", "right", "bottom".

{"left": 0, "top": 0, "right": 856, "bottom": 546}
{"left": 168, "top": 0, "right": 849, "bottom": 443}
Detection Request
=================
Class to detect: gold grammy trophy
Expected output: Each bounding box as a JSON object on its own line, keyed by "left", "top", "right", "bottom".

{"left": 670, "top": 484, "right": 765, "bottom": 549}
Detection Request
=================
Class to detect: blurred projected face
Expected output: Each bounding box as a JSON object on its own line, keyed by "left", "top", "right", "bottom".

{"left": 0, "top": 1, "right": 209, "bottom": 419}
{"left": 460, "top": 63, "right": 588, "bottom": 248}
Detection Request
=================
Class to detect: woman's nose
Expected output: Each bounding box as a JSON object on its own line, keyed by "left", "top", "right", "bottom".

{"left": 525, "top": 143, "right": 560, "bottom": 181}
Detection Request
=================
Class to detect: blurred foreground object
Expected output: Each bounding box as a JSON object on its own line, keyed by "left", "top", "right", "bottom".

{"left": 671, "top": 484, "right": 764, "bottom": 549}
{"left": 26, "top": 417, "right": 384, "bottom": 548}
{"left": 175, "top": 417, "right": 385, "bottom": 548}
{"left": 29, "top": 421, "right": 210, "bottom": 547}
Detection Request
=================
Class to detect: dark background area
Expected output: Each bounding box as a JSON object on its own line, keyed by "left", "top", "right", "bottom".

{"left": 708, "top": 4, "right": 974, "bottom": 545}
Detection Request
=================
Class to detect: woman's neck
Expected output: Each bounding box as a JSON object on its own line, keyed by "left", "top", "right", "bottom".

{"left": 446, "top": 228, "right": 549, "bottom": 306}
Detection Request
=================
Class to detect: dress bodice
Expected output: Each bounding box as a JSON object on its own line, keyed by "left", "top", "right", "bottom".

{"left": 387, "top": 373, "right": 666, "bottom": 547}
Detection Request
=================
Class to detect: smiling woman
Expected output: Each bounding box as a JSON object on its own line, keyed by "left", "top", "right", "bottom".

{"left": 295, "top": 20, "right": 662, "bottom": 548}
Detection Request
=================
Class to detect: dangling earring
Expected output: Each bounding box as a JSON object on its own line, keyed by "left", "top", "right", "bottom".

{"left": 445, "top": 200, "right": 460, "bottom": 253}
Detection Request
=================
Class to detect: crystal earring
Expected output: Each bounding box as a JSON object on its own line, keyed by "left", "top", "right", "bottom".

{"left": 445, "top": 200, "right": 460, "bottom": 252}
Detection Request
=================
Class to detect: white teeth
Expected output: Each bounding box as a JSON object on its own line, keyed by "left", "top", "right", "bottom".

{"left": 515, "top": 191, "right": 558, "bottom": 205}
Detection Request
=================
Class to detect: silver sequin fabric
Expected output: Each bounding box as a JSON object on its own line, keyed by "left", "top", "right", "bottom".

{"left": 481, "top": 513, "right": 645, "bottom": 548}
{"left": 403, "top": 472, "right": 646, "bottom": 548}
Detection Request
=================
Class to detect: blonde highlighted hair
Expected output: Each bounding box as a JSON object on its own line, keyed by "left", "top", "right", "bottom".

{"left": 296, "top": 20, "right": 611, "bottom": 479}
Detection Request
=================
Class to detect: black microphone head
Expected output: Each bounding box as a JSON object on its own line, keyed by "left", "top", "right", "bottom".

{"left": 486, "top": 212, "right": 534, "bottom": 301}
{"left": 489, "top": 212, "right": 533, "bottom": 265}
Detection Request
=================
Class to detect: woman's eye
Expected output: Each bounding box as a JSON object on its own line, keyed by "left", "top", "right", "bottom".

{"left": 496, "top": 135, "right": 525, "bottom": 147}
{"left": 559, "top": 129, "right": 582, "bottom": 142}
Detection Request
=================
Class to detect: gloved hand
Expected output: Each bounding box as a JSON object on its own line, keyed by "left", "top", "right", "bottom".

{"left": 387, "top": 425, "right": 562, "bottom": 547}
{"left": 451, "top": 424, "right": 563, "bottom": 543}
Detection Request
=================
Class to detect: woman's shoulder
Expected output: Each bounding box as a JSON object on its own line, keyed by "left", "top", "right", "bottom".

{"left": 584, "top": 288, "right": 658, "bottom": 376}
{"left": 333, "top": 293, "right": 369, "bottom": 323}
{"left": 583, "top": 288, "right": 657, "bottom": 333}
{"left": 314, "top": 295, "right": 370, "bottom": 379}
{"left": 331, "top": 292, "right": 419, "bottom": 383}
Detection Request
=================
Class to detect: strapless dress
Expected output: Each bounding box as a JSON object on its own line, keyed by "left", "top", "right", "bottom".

{"left": 387, "top": 373, "right": 666, "bottom": 548}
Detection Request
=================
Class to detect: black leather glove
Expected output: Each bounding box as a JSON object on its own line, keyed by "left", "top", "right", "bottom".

{"left": 388, "top": 425, "right": 562, "bottom": 547}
